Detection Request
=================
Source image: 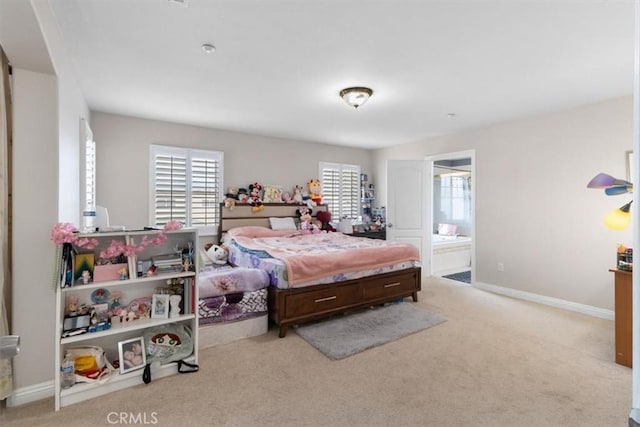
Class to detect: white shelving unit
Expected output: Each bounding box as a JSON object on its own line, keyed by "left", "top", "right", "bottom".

{"left": 54, "top": 229, "right": 199, "bottom": 410}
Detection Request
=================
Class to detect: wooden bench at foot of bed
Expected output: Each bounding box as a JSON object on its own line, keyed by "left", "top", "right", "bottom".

{"left": 267, "top": 267, "right": 421, "bottom": 338}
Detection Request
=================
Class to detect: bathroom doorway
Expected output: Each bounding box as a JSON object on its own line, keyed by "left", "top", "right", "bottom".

{"left": 428, "top": 150, "right": 475, "bottom": 284}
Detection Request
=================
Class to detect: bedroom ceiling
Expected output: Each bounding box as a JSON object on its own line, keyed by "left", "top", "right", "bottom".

{"left": 41, "top": 1, "right": 636, "bottom": 149}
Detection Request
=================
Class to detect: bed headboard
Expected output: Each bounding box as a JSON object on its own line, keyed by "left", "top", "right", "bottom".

{"left": 218, "top": 203, "right": 328, "bottom": 240}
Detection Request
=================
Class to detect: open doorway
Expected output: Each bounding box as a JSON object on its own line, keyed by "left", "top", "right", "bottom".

{"left": 428, "top": 151, "right": 475, "bottom": 284}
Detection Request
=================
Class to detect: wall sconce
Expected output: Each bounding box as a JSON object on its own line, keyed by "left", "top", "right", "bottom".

{"left": 339, "top": 87, "right": 373, "bottom": 109}
{"left": 587, "top": 172, "right": 633, "bottom": 230}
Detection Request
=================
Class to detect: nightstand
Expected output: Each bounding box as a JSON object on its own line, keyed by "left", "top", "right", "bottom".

{"left": 351, "top": 229, "right": 386, "bottom": 240}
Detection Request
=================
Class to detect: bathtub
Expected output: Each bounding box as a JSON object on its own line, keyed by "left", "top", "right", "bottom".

{"left": 432, "top": 234, "right": 472, "bottom": 275}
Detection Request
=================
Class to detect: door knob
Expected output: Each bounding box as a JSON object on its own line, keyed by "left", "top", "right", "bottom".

{"left": 387, "top": 223, "right": 393, "bottom": 228}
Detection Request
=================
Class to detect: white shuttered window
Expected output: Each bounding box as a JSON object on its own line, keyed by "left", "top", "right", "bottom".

{"left": 150, "top": 145, "right": 223, "bottom": 234}
{"left": 319, "top": 162, "right": 360, "bottom": 219}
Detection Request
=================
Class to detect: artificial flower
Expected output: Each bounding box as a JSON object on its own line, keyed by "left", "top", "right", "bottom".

{"left": 50, "top": 222, "right": 99, "bottom": 249}
{"left": 164, "top": 220, "right": 183, "bottom": 231}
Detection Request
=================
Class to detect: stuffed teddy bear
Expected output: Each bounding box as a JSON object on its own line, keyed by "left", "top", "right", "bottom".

{"left": 308, "top": 179, "right": 322, "bottom": 206}
{"left": 296, "top": 207, "right": 320, "bottom": 235}
{"left": 316, "top": 210, "right": 335, "bottom": 232}
{"left": 248, "top": 182, "right": 264, "bottom": 212}
{"left": 224, "top": 188, "right": 238, "bottom": 210}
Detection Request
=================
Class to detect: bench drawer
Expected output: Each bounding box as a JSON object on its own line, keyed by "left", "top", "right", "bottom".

{"left": 284, "top": 284, "right": 360, "bottom": 318}
{"left": 361, "top": 272, "right": 418, "bottom": 300}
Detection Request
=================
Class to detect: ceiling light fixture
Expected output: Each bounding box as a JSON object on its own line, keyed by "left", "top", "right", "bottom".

{"left": 339, "top": 87, "right": 373, "bottom": 109}
{"left": 201, "top": 43, "right": 216, "bottom": 53}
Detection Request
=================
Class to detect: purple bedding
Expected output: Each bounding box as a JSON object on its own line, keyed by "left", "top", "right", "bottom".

{"left": 198, "top": 266, "right": 270, "bottom": 326}
{"left": 198, "top": 266, "right": 270, "bottom": 298}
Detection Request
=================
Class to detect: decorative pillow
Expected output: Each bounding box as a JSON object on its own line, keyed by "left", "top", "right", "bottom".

{"left": 262, "top": 185, "right": 284, "bottom": 203}
{"left": 226, "top": 226, "right": 296, "bottom": 239}
{"left": 269, "top": 217, "right": 297, "bottom": 231}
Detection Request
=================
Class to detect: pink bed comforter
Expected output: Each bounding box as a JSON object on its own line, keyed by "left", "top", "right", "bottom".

{"left": 232, "top": 232, "right": 420, "bottom": 285}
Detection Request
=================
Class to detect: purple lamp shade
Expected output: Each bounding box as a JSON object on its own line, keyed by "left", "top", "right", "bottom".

{"left": 586, "top": 173, "right": 629, "bottom": 188}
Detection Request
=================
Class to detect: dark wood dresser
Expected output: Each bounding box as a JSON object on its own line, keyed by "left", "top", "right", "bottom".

{"left": 610, "top": 268, "right": 632, "bottom": 367}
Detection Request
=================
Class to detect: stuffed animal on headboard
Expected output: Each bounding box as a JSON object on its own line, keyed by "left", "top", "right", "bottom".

{"left": 224, "top": 187, "right": 238, "bottom": 210}
{"left": 293, "top": 185, "right": 304, "bottom": 203}
{"left": 308, "top": 179, "right": 322, "bottom": 206}
{"left": 248, "top": 182, "right": 264, "bottom": 212}
{"left": 296, "top": 207, "right": 320, "bottom": 235}
{"left": 316, "top": 210, "right": 335, "bottom": 232}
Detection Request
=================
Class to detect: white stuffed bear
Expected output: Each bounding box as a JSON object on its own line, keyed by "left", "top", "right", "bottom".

{"left": 205, "top": 244, "right": 229, "bottom": 265}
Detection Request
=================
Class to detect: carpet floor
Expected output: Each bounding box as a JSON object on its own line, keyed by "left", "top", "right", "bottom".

{"left": 294, "top": 302, "right": 447, "bottom": 359}
{"left": 1, "top": 277, "right": 631, "bottom": 427}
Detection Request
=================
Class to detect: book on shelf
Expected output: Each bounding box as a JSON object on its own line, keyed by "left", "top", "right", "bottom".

{"left": 152, "top": 253, "right": 182, "bottom": 266}
{"left": 156, "top": 265, "right": 183, "bottom": 274}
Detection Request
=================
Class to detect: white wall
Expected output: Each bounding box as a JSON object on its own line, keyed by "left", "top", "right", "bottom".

{"left": 374, "top": 96, "right": 633, "bottom": 311}
{"left": 5, "top": 0, "right": 89, "bottom": 399}
{"left": 11, "top": 69, "right": 59, "bottom": 390}
{"left": 90, "top": 112, "right": 374, "bottom": 230}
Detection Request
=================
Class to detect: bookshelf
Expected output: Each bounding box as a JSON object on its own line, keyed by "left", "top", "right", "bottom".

{"left": 54, "top": 228, "right": 199, "bottom": 410}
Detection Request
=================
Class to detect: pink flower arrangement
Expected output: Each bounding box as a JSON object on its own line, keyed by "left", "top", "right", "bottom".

{"left": 50, "top": 222, "right": 99, "bottom": 249}
{"left": 98, "top": 233, "right": 168, "bottom": 259}
{"left": 52, "top": 220, "right": 182, "bottom": 261}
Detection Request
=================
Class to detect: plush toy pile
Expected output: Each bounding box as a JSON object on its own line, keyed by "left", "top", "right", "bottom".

{"left": 221, "top": 180, "right": 326, "bottom": 212}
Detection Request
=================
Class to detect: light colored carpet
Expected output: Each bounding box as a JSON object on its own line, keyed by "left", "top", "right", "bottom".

{"left": 0, "top": 276, "right": 632, "bottom": 426}
{"left": 295, "top": 302, "right": 447, "bottom": 359}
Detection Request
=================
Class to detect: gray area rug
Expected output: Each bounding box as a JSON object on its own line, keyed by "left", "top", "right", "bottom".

{"left": 295, "top": 303, "right": 447, "bottom": 360}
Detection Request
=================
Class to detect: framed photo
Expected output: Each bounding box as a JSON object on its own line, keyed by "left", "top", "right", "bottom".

{"left": 117, "top": 337, "right": 146, "bottom": 374}
{"left": 151, "top": 294, "right": 170, "bottom": 319}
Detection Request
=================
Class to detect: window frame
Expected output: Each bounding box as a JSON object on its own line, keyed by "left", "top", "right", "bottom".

{"left": 149, "top": 145, "right": 224, "bottom": 235}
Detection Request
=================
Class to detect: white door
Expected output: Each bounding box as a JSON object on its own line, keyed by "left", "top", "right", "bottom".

{"left": 386, "top": 160, "right": 431, "bottom": 266}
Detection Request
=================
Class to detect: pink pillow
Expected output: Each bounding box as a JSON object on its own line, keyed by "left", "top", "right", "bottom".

{"left": 227, "top": 226, "right": 297, "bottom": 239}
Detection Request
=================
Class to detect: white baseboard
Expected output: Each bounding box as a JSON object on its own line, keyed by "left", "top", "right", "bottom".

{"left": 473, "top": 281, "right": 614, "bottom": 320}
{"left": 6, "top": 380, "right": 54, "bottom": 407}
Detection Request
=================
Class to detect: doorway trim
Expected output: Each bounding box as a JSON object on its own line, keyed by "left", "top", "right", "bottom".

{"left": 426, "top": 149, "right": 476, "bottom": 284}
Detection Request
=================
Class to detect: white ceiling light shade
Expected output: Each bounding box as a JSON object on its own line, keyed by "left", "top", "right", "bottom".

{"left": 201, "top": 43, "right": 216, "bottom": 53}
{"left": 339, "top": 87, "right": 373, "bottom": 109}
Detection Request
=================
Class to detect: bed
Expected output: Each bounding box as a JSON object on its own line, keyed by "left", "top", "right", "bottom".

{"left": 219, "top": 203, "right": 422, "bottom": 337}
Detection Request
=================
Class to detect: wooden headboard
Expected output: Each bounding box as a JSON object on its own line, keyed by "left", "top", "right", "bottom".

{"left": 218, "top": 203, "right": 328, "bottom": 240}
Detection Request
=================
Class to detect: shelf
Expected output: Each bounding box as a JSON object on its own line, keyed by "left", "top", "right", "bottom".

{"left": 59, "top": 356, "right": 197, "bottom": 407}
{"left": 60, "top": 271, "right": 195, "bottom": 293}
{"left": 75, "top": 228, "right": 196, "bottom": 238}
{"left": 61, "top": 314, "right": 196, "bottom": 344}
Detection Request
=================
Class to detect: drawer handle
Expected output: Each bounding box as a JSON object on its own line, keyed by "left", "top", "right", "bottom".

{"left": 384, "top": 282, "right": 401, "bottom": 288}
{"left": 314, "top": 296, "right": 337, "bottom": 303}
